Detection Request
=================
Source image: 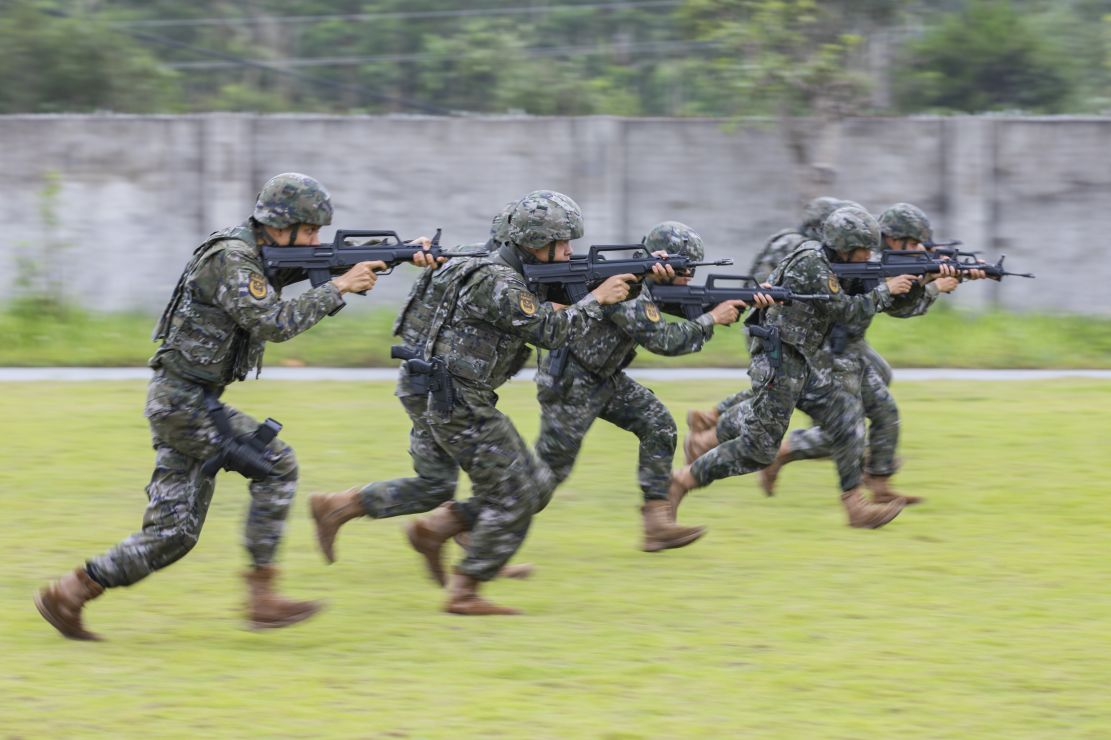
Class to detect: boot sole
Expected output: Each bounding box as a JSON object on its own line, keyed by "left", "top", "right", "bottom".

{"left": 309, "top": 496, "right": 338, "bottom": 564}
{"left": 248, "top": 604, "right": 324, "bottom": 631}
{"left": 33, "top": 591, "right": 102, "bottom": 641}
{"left": 686, "top": 410, "right": 712, "bottom": 434}
{"left": 643, "top": 526, "right": 707, "bottom": 552}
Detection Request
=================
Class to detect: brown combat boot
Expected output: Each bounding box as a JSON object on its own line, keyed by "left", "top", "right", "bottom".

{"left": 683, "top": 428, "right": 718, "bottom": 466}
{"left": 758, "top": 440, "right": 793, "bottom": 497}
{"left": 407, "top": 502, "right": 467, "bottom": 586}
{"left": 444, "top": 571, "right": 521, "bottom": 616}
{"left": 666, "top": 469, "right": 694, "bottom": 523}
{"left": 244, "top": 565, "right": 323, "bottom": 630}
{"left": 863, "top": 474, "right": 924, "bottom": 506}
{"left": 35, "top": 567, "right": 105, "bottom": 641}
{"left": 840, "top": 488, "right": 904, "bottom": 529}
{"left": 686, "top": 408, "right": 719, "bottom": 434}
{"left": 309, "top": 487, "right": 367, "bottom": 564}
{"left": 452, "top": 530, "right": 534, "bottom": 579}
{"left": 643, "top": 499, "right": 706, "bottom": 552}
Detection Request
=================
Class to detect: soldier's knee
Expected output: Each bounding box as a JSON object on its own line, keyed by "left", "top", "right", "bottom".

{"left": 269, "top": 443, "right": 298, "bottom": 483}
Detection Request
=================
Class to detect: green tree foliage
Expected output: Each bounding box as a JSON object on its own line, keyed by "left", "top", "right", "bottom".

{"left": 895, "top": 0, "right": 1072, "bottom": 113}
{"left": 0, "top": 0, "right": 180, "bottom": 113}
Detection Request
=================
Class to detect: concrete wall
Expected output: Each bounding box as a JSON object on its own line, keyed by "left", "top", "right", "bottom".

{"left": 0, "top": 113, "right": 1103, "bottom": 314}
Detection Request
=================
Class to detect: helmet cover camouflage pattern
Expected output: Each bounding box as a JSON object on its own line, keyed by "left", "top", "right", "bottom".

{"left": 643, "top": 221, "right": 705, "bottom": 261}
{"left": 489, "top": 200, "right": 517, "bottom": 245}
{"left": 800, "top": 196, "right": 861, "bottom": 240}
{"left": 507, "top": 190, "right": 585, "bottom": 249}
{"left": 822, "top": 206, "right": 881, "bottom": 254}
{"left": 878, "top": 202, "right": 933, "bottom": 244}
{"left": 252, "top": 172, "right": 334, "bottom": 228}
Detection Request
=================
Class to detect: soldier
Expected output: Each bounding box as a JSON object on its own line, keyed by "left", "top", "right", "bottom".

{"left": 395, "top": 190, "right": 635, "bottom": 615}
{"left": 532, "top": 221, "right": 768, "bottom": 552}
{"left": 34, "top": 173, "right": 437, "bottom": 640}
{"left": 689, "top": 196, "right": 860, "bottom": 433}
{"left": 758, "top": 203, "right": 978, "bottom": 502}
{"left": 672, "top": 206, "right": 918, "bottom": 529}
{"left": 308, "top": 201, "right": 532, "bottom": 580}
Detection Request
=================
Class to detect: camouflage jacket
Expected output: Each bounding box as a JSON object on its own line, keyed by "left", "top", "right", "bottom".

{"left": 150, "top": 220, "right": 344, "bottom": 386}
{"left": 756, "top": 242, "right": 894, "bottom": 361}
{"left": 536, "top": 287, "right": 714, "bottom": 383}
{"left": 426, "top": 244, "right": 605, "bottom": 396}
{"left": 748, "top": 228, "right": 808, "bottom": 284}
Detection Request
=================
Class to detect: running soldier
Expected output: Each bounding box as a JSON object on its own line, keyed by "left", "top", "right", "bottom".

{"left": 35, "top": 173, "right": 436, "bottom": 640}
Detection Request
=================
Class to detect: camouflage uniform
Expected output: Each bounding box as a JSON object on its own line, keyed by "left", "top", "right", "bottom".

{"left": 354, "top": 203, "right": 519, "bottom": 521}
{"left": 87, "top": 175, "right": 345, "bottom": 588}
{"left": 420, "top": 193, "right": 606, "bottom": 582}
{"left": 693, "top": 208, "right": 898, "bottom": 493}
{"left": 746, "top": 197, "right": 859, "bottom": 283}
{"left": 776, "top": 204, "right": 937, "bottom": 478}
{"left": 534, "top": 221, "right": 715, "bottom": 509}
{"left": 717, "top": 197, "right": 863, "bottom": 413}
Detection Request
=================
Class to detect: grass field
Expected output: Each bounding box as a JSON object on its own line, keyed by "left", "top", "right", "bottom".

{"left": 5, "top": 302, "right": 1111, "bottom": 368}
{"left": 2, "top": 378, "right": 1110, "bottom": 737}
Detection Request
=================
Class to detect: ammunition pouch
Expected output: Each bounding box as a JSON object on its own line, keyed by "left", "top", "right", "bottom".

{"left": 747, "top": 324, "right": 782, "bottom": 371}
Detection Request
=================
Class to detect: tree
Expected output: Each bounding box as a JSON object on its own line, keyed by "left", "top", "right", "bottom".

{"left": 894, "top": 0, "right": 1072, "bottom": 113}
{"left": 0, "top": 1, "right": 181, "bottom": 113}
{"left": 679, "top": 0, "right": 907, "bottom": 201}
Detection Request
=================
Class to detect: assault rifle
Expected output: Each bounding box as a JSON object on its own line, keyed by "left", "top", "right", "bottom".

{"left": 831, "top": 249, "right": 1035, "bottom": 281}
{"left": 261, "top": 228, "right": 488, "bottom": 288}
{"left": 648, "top": 274, "right": 833, "bottom": 320}
{"left": 522, "top": 245, "right": 734, "bottom": 302}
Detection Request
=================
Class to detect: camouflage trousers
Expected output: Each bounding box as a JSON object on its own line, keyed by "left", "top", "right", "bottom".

{"left": 424, "top": 385, "right": 553, "bottom": 582}
{"left": 86, "top": 371, "right": 298, "bottom": 588}
{"left": 693, "top": 346, "right": 866, "bottom": 492}
{"left": 535, "top": 369, "right": 676, "bottom": 508}
{"left": 358, "top": 394, "right": 461, "bottom": 519}
{"left": 784, "top": 341, "right": 900, "bottom": 477}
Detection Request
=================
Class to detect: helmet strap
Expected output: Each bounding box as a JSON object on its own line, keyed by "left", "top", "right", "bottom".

{"left": 287, "top": 224, "right": 300, "bottom": 246}
{"left": 547, "top": 241, "right": 556, "bottom": 263}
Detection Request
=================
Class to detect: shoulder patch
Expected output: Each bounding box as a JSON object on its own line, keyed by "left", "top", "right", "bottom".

{"left": 518, "top": 292, "right": 538, "bottom": 316}
{"left": 644, "top": 301, "right": 661, "bottom": 322}
{"left": 248, "top": 272, "right": 269, "bottom": 300}
{"left": 828, "top": 275, "right": 841, "bottom": 294}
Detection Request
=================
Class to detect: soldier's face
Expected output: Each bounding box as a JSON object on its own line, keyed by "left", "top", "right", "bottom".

{"left": 265, "top": 224, "right": 322, "bottom": 246}
{"left": 529, "top": 239, "right": 573, "bottom": 263}
{"left": 847, "top": 247, "right": 873, "bottom": 263}
{"left": 885, "top": 235, "right": 923, "bottom": 251}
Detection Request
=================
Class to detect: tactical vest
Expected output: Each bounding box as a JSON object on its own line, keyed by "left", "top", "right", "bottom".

{"left": 150, "top": 224, "right": 266, "bottom": 386}
{"left": 761, "top": 242, "right": 837, "bottom": 358}
{"left": 547, "top": 308, "right": 635, "bottom": 379}
{"left": 425, "top": 252, "right": 533, "bottom": 390}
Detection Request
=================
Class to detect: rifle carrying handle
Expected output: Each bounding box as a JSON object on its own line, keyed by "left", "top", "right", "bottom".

{"left": 705, "top": 274, "right": 759, "bottom": 289}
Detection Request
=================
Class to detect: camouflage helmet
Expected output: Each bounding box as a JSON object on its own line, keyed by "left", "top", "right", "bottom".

{"left": 507, "top": 190, "right": 585, "bottom": 249}
{"left": 643, "top": 221, "right": 705, "bottom": 261}
{"left": 822, "top": 205, "right": 881, "bottom": 254}
{"left": 489, "top": 200, "right": 517, "bottom": 245}
{"left": 878, "top": 202, "right": 933, "bottom": 244}
{"left": 252, "top": 172, "right": 334, "bottom": 228}
{"left": 800, "top": 196, "right": 861, "bottom": 240}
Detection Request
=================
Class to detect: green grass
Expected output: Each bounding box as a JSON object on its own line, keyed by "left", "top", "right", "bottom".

{"left": 2, "top": 378, "right": 1109, "bottom": 737}
{"left": 4, "top": 301, "right": 1111, "bottom": 368}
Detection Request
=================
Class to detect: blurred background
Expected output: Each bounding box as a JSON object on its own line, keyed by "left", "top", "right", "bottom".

{"left": 2, "top": 0, "right": 1110, "bottom": 365}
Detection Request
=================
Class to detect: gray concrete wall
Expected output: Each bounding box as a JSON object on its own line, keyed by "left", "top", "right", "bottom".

{"left": 0, "top": 113, "right": 1099, "bottom": 314}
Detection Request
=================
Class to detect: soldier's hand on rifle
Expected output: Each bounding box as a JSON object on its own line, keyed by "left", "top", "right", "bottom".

{"left": 885, "top": 274, "right": 916, "bottom": 295}
{"left": 407, "top": 237, "right": 447, "bottom": 269}
{"left": 965, "top": 262, "right": 989, "bottom": 281}
{"left": 934, "top": 276, "right": 960, "bottom": 293}
{"left": 709, "top": 299, "right": 748, "bottom": 326}
{"left": 332, "top": 260, "right": 386, "bottom": 294}
{"left": 592, "top": 273, "right": 637, "bottom": 305}
{"left": 648, "top": 250, "right": 677, "bottom": 281}
{"left": 754, "top": 286, "right": 777, "bottom": 309}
